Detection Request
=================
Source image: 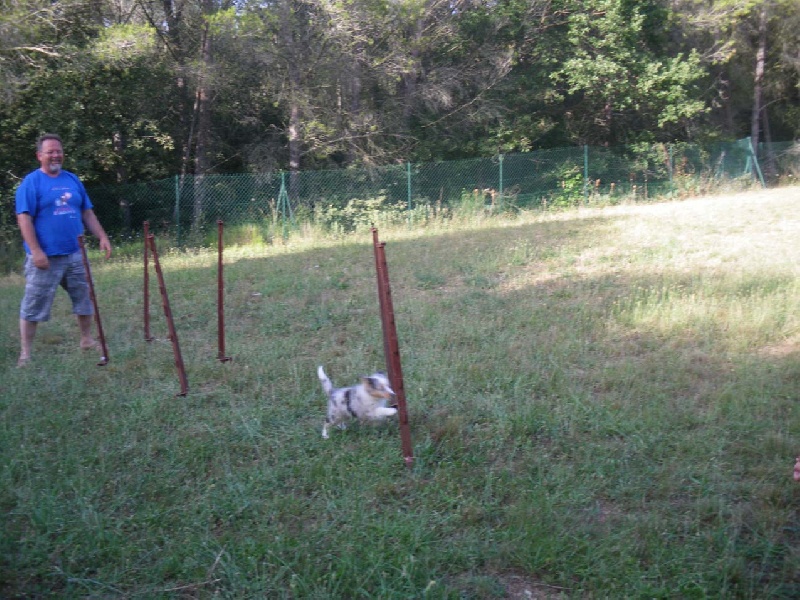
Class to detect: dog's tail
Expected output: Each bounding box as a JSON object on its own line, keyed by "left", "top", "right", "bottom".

{"left": 317, "top": 365, "right": 333, "bottom": 397}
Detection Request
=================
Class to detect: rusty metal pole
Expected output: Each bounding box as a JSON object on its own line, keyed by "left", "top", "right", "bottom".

{"left": 372, "top": 228, "right": 413, "bottom": 467}
{"left": 77, "top": 235, "right": 109, "bottom": 366}
{"left": 143, "top": 221, "right": 154, "bottom": 342}
{"left": 148, "top": 234, "right": 189, "bottom": 396}
{"left": 217, "top": 220, "right": 231, "bottom": 362}
{"left": 372, "top": 228, "right": 394, "bottom": 383}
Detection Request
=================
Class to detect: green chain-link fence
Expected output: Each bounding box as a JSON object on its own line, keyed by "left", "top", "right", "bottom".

{"left": 81, "top": 137, "right": 798, "bottom": 245}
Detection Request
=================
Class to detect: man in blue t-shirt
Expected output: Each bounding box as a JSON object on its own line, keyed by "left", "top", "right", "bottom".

{"left": 15, "top": 133, "right": 112, "bottom": 367}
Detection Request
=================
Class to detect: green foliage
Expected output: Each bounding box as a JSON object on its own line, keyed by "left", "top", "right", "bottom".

{"left": 453, "top": 188, "right": 489, "bottom": 216}
{"left": 90, "top": 24, "right": 158, "bottom": 62}
{"left": 549, "top": 0, "right": 708, "bottom": 145}
{"left": 0, "top": 0, "right": 799, "bottom": 183}
{"left": 551, "top": 165, "right": 585, "bottom": 207}
{"left": 314, "top": 195, "right": 408, "bottom": 234}
{"left": 0, "top": 199, "right": 23, "bottom": 273}
{"left": 0, "top": 31, "right": 177, "bottom": 189}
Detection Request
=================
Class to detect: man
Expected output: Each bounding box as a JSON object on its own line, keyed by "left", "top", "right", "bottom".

{"left": 15, "top": 133, "right": 112, "bottom": 367}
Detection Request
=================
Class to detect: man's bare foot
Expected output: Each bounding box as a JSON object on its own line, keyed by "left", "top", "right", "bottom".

{"left": 16, "top": 356, "right": 30, "bottom": 368}
{"left": 80, "top": 339, "right": 99, "bottom": 351}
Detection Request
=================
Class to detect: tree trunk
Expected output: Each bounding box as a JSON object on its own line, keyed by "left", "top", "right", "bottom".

{"left": 193, "top": 18, "right": 214, "bottom": 230}
{"left": 401, "top": 19, "right": 423, "bottom": 131}
{"left": 761, "top": 91, "right": 777, "bottom": 179}
{"left": 113, "top": 131, "right": 131, "bottom": 230}
{"left": 281, "top": 0, "right": 302, "bottom": 198}
{"left": 750, "top": 3, "right": 767, "bottom": 154}
{"left": 346, "top": 46, "right": 363, "bottom": 163}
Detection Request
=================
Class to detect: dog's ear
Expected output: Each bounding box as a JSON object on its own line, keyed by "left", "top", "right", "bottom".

{"left": 364, "top": 376, "right": 387, "bottom": 393}
{"left": 364, "top": 376, "right": 394, "bottom": 396}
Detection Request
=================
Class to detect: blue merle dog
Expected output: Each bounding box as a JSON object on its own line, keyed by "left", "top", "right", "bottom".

{"left": 317, "top": 366, "right": 397, "bottom": 439}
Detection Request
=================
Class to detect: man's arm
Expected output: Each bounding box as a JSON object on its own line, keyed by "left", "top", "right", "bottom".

{"left": 82, "top": 209, "right": 112, "bottom": 259}
{"left": 16, "top": 212, "right": 49, "bottom": 269}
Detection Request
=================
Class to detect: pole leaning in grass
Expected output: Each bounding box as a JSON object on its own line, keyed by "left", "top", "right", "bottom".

{"left": 77, "top": 235, "right": 109, "bottom": 366}
{"left": 372, "top": 227, "right": 413, "bottom": 466}
{"left": 147, "top": 233, "right": 189, "bottom": 396}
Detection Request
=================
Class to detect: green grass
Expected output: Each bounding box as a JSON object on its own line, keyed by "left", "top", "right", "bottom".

{"left": 2, "top": 187, "right": 800, "bottom": 598}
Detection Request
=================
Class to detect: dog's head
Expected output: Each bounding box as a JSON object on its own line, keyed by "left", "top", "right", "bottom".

{"left": 362, "top": 372, "right": 394, "bottom": 400}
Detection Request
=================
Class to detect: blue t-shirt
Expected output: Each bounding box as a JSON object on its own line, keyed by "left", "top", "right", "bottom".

{"left": 15, "top": 169, "right": 94, "bottom": 256}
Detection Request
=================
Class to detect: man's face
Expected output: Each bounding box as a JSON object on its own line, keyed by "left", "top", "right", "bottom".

{"left": 37, "top": 139, "right": 63, "bottom": 175}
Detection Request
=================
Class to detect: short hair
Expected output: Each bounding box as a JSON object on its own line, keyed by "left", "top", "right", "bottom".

{"left": 36, "top": 134, "right": 63, "bottom": 152}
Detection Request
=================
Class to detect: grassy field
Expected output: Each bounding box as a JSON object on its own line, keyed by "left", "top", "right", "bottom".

{"left": 1, "top": 187, "right": 799, "bottom": 598}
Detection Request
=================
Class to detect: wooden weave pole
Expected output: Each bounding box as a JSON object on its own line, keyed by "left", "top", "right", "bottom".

{"left": 372, "top": 228, "right": 413, "bottom": 466}
{"left": 147, "top": 234, "right": 189, "bottom": 396}
{"left": 77, "top": 235, "right": 109, "bottom": 366}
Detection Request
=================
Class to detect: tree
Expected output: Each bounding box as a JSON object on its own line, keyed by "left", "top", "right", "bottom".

{"left": 671, "top": 0, "right": 800, "bottom": 144}
{"left": 1, "top": 0, "right": 796, "bottom": 198}
{"left": 0, "top": 1, "right": 175, "bottom": 179}
{"left": 384, "top": 0, "right": 519, "bottom": 160}
{"left": 548, "top": 0, "right": 707, "bottom": 146}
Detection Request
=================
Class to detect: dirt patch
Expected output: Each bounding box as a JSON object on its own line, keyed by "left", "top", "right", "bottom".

{"left": 499, "top": 573, "right": 570, "bottom": 599}
{"left": 757, "top": 335, "right": 800, "bottom": 358}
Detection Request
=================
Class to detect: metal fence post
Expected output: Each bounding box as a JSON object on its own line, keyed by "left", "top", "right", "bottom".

{"left": 668, "top": 145, "right": 675, "bottom": 196}
{"left": 747, "top": 136, "right": 767, "bottom": 188}
{"left": 406, "top": 161, "right": 412, "bottom": 225}
{"left": 277, "top": 172, "right": 294, "bottom": 239}
{"left": 174, "top": 175, "right": 182, "bottom": 247}
{"left": 498, "top": 154, "right": 504, "bottom": 208}
{"left": 217, "top": 219, "right": 232, "bottom": 362}
{"left": 583, "top": 144, "right": 589, "bottom": 204}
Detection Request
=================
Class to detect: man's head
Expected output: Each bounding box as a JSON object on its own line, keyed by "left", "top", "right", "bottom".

{"left": 36, "top": 134, "right": 64, "bottom": 176}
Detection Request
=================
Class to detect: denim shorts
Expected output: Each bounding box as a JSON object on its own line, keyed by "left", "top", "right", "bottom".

{"left": 19, "top": 252, "right": 94, "bottom": 322}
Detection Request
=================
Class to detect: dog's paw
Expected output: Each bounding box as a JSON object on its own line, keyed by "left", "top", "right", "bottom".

{"left": 375, "top": 407, "right": 397, "bottom": 418}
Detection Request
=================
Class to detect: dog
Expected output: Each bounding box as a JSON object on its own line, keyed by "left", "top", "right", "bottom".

{"left": 317, "top": 366, "right": 397, "bottom": 438}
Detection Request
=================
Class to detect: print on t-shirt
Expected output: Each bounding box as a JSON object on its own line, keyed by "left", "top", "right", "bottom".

{"left": 53, "top": 189, "right": 77, "bottom": 216}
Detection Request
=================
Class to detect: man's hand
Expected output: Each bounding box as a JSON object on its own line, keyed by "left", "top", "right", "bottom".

{"left": 31, "top": 249, "right": 49, "bottom": 269}
{"left": 16, "top": 212, "right": 48, "bottom": 268}
{"left": 99, "top": 236, "right": 112, "bottom": 259}
{"left": 82, "top": 210, "right": 112, "bottom": 259}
